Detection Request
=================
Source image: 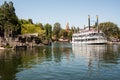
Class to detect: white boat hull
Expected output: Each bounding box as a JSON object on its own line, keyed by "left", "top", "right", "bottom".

{"left": 71, "top": 40, "right": 107, "bottom": 44}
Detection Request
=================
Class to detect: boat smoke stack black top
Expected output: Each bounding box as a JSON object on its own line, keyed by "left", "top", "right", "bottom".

{"left": 88, "top": 15, "right": 90, "bottom": 30}
{"left": 96, "top": 15, "right": 98, "bottom": 26}
{"left": 96, "top": 15, "right": 99, "bottom": 33}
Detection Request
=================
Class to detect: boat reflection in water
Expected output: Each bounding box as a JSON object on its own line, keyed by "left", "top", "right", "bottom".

{"left": 72, "top": 44, "right": 107, "bottom": 60}
{"left": 72, "top": 44, "right": 120, "bottom": 71}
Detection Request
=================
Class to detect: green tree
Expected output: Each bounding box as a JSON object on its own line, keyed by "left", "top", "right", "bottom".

{"left": 28, "top": 18, "right": 33, "bottom": 24}
{"left": 72, "top": 26, "right": 77, "bottom": 33}
{"left": 99, "top": 22, "right": 120, "bottom": 40}
{"left": 0, "top": 1, "right": 21, "bottom": 37}
{"left": 44, "top": 23, "right": 52, "bottom": 39}
{"left": 59, "top": 29, "right": 68, "bottom": 38}
{"left": 71, "top": 26, "right": 74, "bottom": 33}
{"left": 21, "top": 22, "right": 45, "bottom": 34}
{"left": 53, "top": 22, "right": 61, "bottom": 38}
{"left": 77, "top": 27, "right": 80, "bottom": 33}
{"left": 19, "top": 19, "right": 29, "bottom": 24}
{"left": 67, "top": 30, "right": 73, "bottom": 40}
{"left": 35, "top": 23, "right": 44, "bottom": 30}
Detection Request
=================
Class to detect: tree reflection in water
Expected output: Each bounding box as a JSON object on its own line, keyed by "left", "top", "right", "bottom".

{"left": 0, "top": 43, "right": 120, "bottom": 80}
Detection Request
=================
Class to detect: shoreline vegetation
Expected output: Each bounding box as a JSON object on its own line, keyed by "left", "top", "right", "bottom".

{"left": 0, "top": 1, "right": 120, "bottom": 49}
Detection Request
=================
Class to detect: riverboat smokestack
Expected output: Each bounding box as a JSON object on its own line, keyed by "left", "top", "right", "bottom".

{"left": 88, "top": 15, "right": 90, "bottom": 30}
{"left": 96, "top": 15, "right": 98, "bottom": 26}
{"left": 96, "top": 15, "right": 99, "bottom": 32}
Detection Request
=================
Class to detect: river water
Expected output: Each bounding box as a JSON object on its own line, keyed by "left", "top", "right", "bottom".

{"left": 0, "top": 42, "right": 120, "bottom": 80}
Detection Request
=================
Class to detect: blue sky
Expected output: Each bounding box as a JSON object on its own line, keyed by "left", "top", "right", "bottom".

{"left": 0, "top": 0, "right": 120, "bottom": 28}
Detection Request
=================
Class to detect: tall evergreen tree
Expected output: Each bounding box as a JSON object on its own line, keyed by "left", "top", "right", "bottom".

{"left": 0, "top": 1, "right": 21, "bottom": 37}
{"left": 44, "top": 23, "right": 52, "bottom": 39}
{"left": 53, "top": 22, "right": 61, "bottom": 38}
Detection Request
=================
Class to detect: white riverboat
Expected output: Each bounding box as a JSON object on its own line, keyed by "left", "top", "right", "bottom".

{"left": 71, "top": 28, "right": 107, "bottom": 44}
{"left": 71, "top": 15, "right": 107, "bottom": 44}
